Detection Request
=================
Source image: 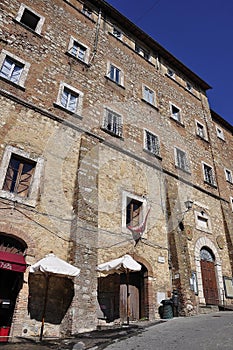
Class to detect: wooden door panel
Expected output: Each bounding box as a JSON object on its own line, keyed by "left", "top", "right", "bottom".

{"left": 201, "top": 260, "right": 219, "bottom": 305}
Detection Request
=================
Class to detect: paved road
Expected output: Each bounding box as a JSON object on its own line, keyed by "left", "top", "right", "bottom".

{"left": 104, "top": 311, "right": 233, "bottom": 350}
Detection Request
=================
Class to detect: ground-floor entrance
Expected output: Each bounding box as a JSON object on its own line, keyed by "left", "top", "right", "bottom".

{"left": 98, "top": 264, "right": 148, "bottom": 323}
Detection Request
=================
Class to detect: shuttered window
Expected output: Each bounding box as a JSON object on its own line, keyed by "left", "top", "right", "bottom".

{"left": 203, "top": 164, "right": 215, "bottom": 185}
{"left": 61, "top": 87, "right": 79, "bottom": 112}
{"left": 70, "top": 41, "right": 87, "bottom": 61}
{"left": 145, "top": 130, "right": 159, "bottom": 156}
{"left": 3, "top": 155, "right": 36, "bottom": 197}
{"left": 0, "top": 56, "right": 24, "bottom": 84}
{"left": 126, "top": 198, "right": 143, "bottom": 226}
{"left": 103, "top": 110, "right": 123, "bottom": 137}
{"left": 176, "top": 148, "right": 188, "bottom": 171}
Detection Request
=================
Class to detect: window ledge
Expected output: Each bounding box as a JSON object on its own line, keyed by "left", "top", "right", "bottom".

{"left": 204, "top": 181, "right": 217, "bottom": 189}
{"left": 175, "top": 165, "right": 191, "bottom": 174}
{"left": 196, "top": 134, "right": 209, "bottom": 143}
{"left": 13, "top": 18, "right": 42, "bottom": 37}
{"left": 196, "top": 226, "right": 212, "bottom": 234}
{"left": 105, "top": 76, "right": 125, "bottom": 89}
{"left": 0, "top": 76, "right": 25, "bottom": 91}
{"left": 65, "top": 51, "right": 91, "bottom": 67}
{"left": 217, "top": 136, "right": 225, "bottom": 142}
{"left": 143, "top": 149, "right": 162, "bottom": 160}
{"left": 226, "top": 180, "right": 233, "bottom": 185}
{"left": 170, "top": 117, "right": 185, "bottom": 127}
{"left": 0, "top": 191, "right": 36, "bottom": 207}
{"left": 53, "top": 103, "right": 83, "bottom": 119}
{"left": 141, "top": 98, "right": 159, "bottom": 110}
{"left": 101, "top": 127, "right": 123, "bottom": 139}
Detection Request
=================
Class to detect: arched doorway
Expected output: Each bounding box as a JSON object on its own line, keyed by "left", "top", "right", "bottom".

{"left": 200, "top": 247, "right": 219, "bottom": 305}
{"left": 0, "top": 233, "right": 27, "bottom": 339}
{"left": 97, "top": 264, "right": 148, "bottom": 323}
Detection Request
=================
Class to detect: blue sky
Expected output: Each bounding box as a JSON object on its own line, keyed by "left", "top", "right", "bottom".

{"left": 106, "top": 0, "right": 233, "bottom": 126}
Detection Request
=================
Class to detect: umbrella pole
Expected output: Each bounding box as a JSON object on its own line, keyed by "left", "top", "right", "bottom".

{"left": 126, "top": 269, "right": 130, "bottom": 325}
{"left": 40, "top": 274, "right": 50, "bottom": 341}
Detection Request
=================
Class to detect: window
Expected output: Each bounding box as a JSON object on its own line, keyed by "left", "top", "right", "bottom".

{"left": 170, "top": 104, "right": 181, "bottom": 122}
{"left": 203, "top": 163, "right": 216, "bottom": 186}
{"left": 55, "top": 82, "right": 83, "bottom": 115}
{"left": 196, "top": 121, "right": 206, "bottom": 139}
{"left": 144, "top": 130, "right": 160, "bottom": 156}
{"left": 102, "top": 109, "right": 123, "bottom": 137}
{"left": 216, "top": 126, "right": 225, "bottom": 140}
{"left": 175, "top": 148, "right": 189, "bottom": 172}
{"left": 15, "top": 4, "right": 44, "bottom": 34}
{"left": 225, "top": 169, "right": 233, "bottom": 183}
{"left": 135, "top": 45, "right": 149, "bottom": 60}
{"left": 167, "top": 68, "right": 175, "bottom": 78}
{"left": 0, "top": 50, "right": 30, "bottom": 87}
{"left": 126, "top": 198, "right": 143, "bottom": 227}
{"left": 0, "top": 56, "right": 23, "bottom": 84}
{"left": 0, "top": 146, "right": 44, "bottom": 206}
{"left": 113, "top": 27, "right": 122, "bottom": 39}
{"left": 142, "top": 86, "right": 156, "bottom": 106}
{"left": 3, "top": 155, "right": 36, "bottom": 197}
{"left": 186, "top": 82, "right": 192, "bottom": 91}
{"left": 195, "top": 210, "right": 211, "bottom": 233}
{"left": 122, "top": 191, "right": 147, "bottom": 234}
{"left": 82, "top": 6, "right": 92, "bottom": 18}
{"left": 230, "top": 197, "right": 233, "bottom": 211}
{"left": 108, "top": 64, "right": 121, "bottom": 84}
{"left": 67, "top": 37, "right": 89, "bottom": 63}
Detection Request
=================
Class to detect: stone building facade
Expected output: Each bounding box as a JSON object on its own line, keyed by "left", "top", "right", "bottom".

{"left": 0, "top": 0, "right": 232, "bottom": 341}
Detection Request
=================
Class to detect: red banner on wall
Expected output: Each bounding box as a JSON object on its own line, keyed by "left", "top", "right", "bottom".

{"left": 0, "top": 251, "right": 26, "bottom": 273}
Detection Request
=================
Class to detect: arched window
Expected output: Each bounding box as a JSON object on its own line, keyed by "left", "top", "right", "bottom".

{"left": 200, "top": 247, "right": 215, "bottom": 262}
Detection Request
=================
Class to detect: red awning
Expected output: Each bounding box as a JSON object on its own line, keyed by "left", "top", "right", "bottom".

{"left": 0, "top": 251, "right": 27, "bottom": 273}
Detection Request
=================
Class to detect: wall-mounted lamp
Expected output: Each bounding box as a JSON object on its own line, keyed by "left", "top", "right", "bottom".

{"left": 184, "top": 200, "right": 193, "bottom": 211}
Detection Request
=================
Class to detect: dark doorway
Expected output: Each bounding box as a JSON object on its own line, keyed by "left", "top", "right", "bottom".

{"left": 98, "top": 264, "right": 148, "bottom": 323}
{"left": 200, "top": 247, "right": 219, "bottom": 305}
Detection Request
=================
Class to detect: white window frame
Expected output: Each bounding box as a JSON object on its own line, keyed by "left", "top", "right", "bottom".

{"left": 82, "top": 5, "right": 92, "bottom": 18}
{"left": 0, "top": 146, "right": 44, "bottom": 207}
{"left": 122, "top": 191, "right": 147, "bottom": 234}
{"left": 174, "top": 147, "right": 189, "bottom": 172}
{"left": 0, "top": 50, "right": 30, "bottom": 88}
{"left": 167, "top": 67, "right": 175, "bottom": 79}
{"left": 135, "top": 44, "right": 150, "bottom": 60}
{"left": 202, "top": 162, "right": 216, "bottom": 186}
{"left": 112, "top": 27, "right": 122, "bottom": 39}
{"left": 230, "top": 197, "right": 233, "bottom": 212}
{"left": 15, "top": 3, "right": 45, "bottom": 34}
{"left": 55, "top": 82, "right": 83, "bottom": 115}
{"left": 225, "top": 168, "right": 233, "bottom": 183}
{"left": 67, "top": 37, "right": 90, "bottom": 63}
{"left": 142, "top": 85, "right": 156, "bottom": 106}
{"left": 170, "top": 103, "right": 182, "bottom": 123}
{"left": 194, "top": 210, "right": 212, "bottom": 233}
{"left": 216, "top": 126, "right": 225, "bottom": 140}
{"left": 107, "top": 62, "right": 124, "bottom": 86}
{"left": 144, "top": 129, "right": 160, "bottom": 156}
{"left": 102, "top": 108, "right": 123, "bottom": 137}
{"left": 195, "top": 120, "right": 207, "bottom": 140}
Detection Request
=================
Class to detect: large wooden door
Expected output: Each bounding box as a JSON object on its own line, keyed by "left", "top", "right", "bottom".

{"left": 201, "top": 259, "right": 219, "bottom": 305}
{"left": 120, "top": 272, "right": 140, "bottom": 321}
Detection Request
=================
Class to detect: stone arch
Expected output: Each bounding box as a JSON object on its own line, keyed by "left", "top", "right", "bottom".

{"left": 131, "top": 253, "right": 153, "bottom": 277}
{"left": 194, "top": 237, "right": 224, "bottom": 304}
{"left": 0, "top": 223, "right": 35, "bottom": 257}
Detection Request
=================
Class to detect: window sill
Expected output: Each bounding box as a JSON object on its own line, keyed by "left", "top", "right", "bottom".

{"left": 175, "top": 165, "right": 191, "bottom": 174}
{"left": 226, "top": 180, "right": 233, "bottom": 185}
{"left": 0, "top": 76, "right": 25, "bottom": 91}
{"left": 196, "top": 226, "right": 212, "bottom": 234}
{"left": 217, "top": 136, "right": 225, "bottom": 142}
{"left": 65, "top": 51, "right": 90, "bottom": 67}
{"left": 0, "top": 190, "right": 36, "bottom": 207}
{"left": 13, "top": 18, "right": 42, "bottom": 37}
{"left": 170, "top": 117, "right": 185, "bottom": 127}
{"left": 101, "top": 127, "right": 123, "bottom": 139}
{"left": 204, "top": 181, "right": 217, "bottom": 189}
{"left": 143, "top": 149, "right": 162, "bottom": 160}
{"left": 196, "top": 134, "right": 209, "bottom": 143}
{"left": 141, "top": 98, "right": 159, "bottom": 110}
{"left": 53, "top": 103, "right": 83, "bottom": 119}
{"left": 105, "top": 76, "right": 125, "bottom": 89}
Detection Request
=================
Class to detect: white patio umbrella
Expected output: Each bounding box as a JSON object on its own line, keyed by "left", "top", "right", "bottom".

{"left": 97, "top": 255, "right": 141, "bottom": 324}
{"left": 30, "top": 253, "right": 80, "bottom": 341}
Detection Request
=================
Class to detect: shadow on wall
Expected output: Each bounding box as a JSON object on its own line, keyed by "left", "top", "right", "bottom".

{"left": 28, "top": 274, "right": 74, "bottom": 324}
